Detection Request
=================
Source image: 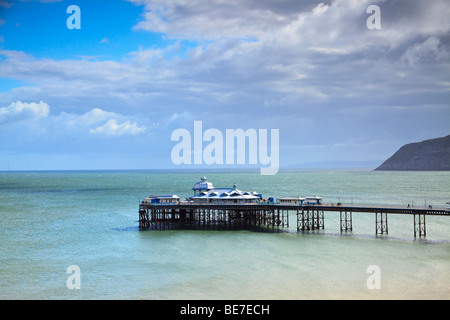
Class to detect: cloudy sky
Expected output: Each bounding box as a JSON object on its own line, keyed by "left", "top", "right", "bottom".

{"left": 0, "top": 0, "right": 449, "bottom": 170}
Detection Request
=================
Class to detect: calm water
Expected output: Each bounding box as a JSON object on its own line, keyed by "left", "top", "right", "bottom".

{"left": 0, "top": 169, "right": 449, "bottom": 299}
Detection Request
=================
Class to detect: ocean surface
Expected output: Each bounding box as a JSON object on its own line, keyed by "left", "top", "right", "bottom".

{"left": 0, "top": 169, "right": 449, "bottom": 300}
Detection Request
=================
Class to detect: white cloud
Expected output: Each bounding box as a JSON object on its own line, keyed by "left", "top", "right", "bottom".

{"left": 90, "top": 119, "right": 147, "bottom": 136}
{"left": 0, "top": 100, "right": 49, "bottom": 124}
{"left": 128, "top": 0, "right": 450, "bottom": 61}
{"left": 401, "top": 37, "right": 449, "bottom": 66}
{"left": 73, "top": 108, "right": 117, "bottom": 126}
{"left": 57, "top": 107, "right": 148, "bottom": 137}
{"left": 129, "top": 0, "right": 303, "bottom": 40}
{"left": 0, "top": 101, "right": 148, "bottom": 138}
{"left": 164, "top": 111, "right": 195, "bottom": 130}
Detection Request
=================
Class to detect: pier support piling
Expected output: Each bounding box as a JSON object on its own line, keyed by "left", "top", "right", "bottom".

{"left": 414, "top": 212, "right": 426, "bottom": 237}
{"left": 340, "top": 210, "right": 352, "bottom": 232}
{"left": 297, "top": 207, "right": 324, "bottom": 231}
{"left": 375, "top": 212, "right": 388, "bottom": 235}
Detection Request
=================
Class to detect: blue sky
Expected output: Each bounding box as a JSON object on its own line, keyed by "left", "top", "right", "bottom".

{"left": 0, "top": 0, "right": 449, "bottom": 170}
{"left": 0, "top": 0, "right": 175, "bottom": 60}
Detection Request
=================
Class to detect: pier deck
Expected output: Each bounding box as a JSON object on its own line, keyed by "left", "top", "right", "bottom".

{"left": 138, "top": 202, "right": 449, "bottom": 237}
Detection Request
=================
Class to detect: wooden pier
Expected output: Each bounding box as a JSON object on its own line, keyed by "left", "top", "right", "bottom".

{"left": 139, "top": 202, "right": 449, "bottom": 237}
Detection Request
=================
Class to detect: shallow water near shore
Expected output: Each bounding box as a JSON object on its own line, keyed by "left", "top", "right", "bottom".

{"left": 0, "top": 169, "right": 449, "bottom": 299}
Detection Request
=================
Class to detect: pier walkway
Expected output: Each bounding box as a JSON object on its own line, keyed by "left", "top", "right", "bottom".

{"left": 138, "top": 202, "right": 449, "bottom": 237}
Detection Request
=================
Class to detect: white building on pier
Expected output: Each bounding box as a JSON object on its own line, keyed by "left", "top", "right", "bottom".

{"left": 189, "top": 176, "right": 262, "bottom": 204}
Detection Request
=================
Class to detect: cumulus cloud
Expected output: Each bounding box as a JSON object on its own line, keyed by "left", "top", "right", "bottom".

{"left": 0, "top": 101, "right": 49, "bottom": 124}
{"left": 58, "top": 107, "right": 148, "bottom": 137}
{"left": 90, "top": 119, "right": 147, "bottom": 136}
{"left": 0, "top": 101, "right": 147, "bottom": 137}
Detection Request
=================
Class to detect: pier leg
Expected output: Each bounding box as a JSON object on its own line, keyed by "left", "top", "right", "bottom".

{"left": 282, "top": 209, "right": 289, "bottom": 228}
{"left": 314, "top": 209, "right": 324, "bottom": 230}
{"left": 340, "top": 210, "right": 352, "bottom": 232}
{"left": 414, "top": 212, "right": 426, "bottom": 237}
{"left": 375, "top": 212, "right": 388, "bottom": 235}
{"left": 272, "top": 209, "right": 276, "bottom": 229}
{"left": 139, "top": 209, "right": 149, "bottom": 230}
{"left": 304, "top": 208, "right": 312, "bottom": 230}
{"left": 297, "top": 208, "right": 324, "bottom": 232}
{"left": 297, "top": 208, "right": 307, "bottom": 231}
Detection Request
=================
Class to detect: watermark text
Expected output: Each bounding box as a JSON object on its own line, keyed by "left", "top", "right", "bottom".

{"left": 366, "top": 265, "right": 381, "bottom": 290}
{"left": 67, "top": 5, "right": 81, "bottom": 30}
{"left": 66, "top": 265, "right": 81, "bottom": 289}
{"left": 171, "top": 121, "right": 279, "bottom": 175}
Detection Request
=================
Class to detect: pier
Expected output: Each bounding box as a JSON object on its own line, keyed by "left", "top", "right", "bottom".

{"left": 139, "top": 202, "right": 449, "bottom": 237}
{"left": 138, "top": 176, "right": 449, "bottom": 238}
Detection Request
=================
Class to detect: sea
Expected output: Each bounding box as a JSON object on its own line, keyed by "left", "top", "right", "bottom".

{"left": 0, "top": 169, "right": 449, "bottom": 300}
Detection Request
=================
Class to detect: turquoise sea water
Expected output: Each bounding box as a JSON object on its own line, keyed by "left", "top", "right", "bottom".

{"left": 0, "top": 169, "right": 449, "bottom": 299}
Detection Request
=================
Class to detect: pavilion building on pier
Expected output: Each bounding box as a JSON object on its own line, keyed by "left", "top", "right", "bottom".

{"left": 189, "top": 176, "right": 262, "bottom": 204}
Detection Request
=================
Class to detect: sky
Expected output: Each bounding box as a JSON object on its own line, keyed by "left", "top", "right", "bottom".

{"left": 0, "top": 0, "right": 449, "bottom": 171}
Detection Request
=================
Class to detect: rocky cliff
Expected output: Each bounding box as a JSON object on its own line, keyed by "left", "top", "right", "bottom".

{"left": 375, "top": 135, "right": 450, "bottom": 171}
